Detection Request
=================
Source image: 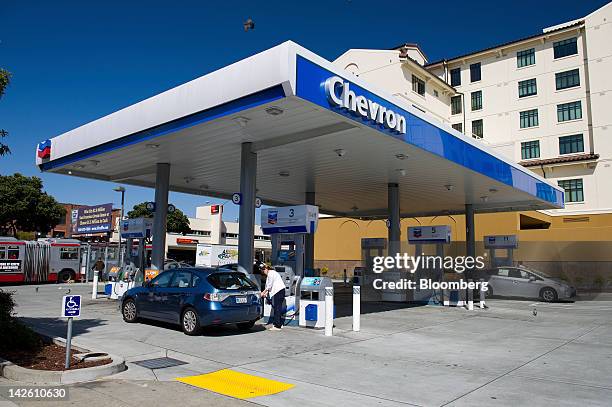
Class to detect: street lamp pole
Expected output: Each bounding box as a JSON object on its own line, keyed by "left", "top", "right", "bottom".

{"left": 114, "top": 186, "right": 126, "bottom": 268}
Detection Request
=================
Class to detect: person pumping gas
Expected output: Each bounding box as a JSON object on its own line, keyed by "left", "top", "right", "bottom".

{"left": 260, "top": 264, "right": 285, "bottom": 331}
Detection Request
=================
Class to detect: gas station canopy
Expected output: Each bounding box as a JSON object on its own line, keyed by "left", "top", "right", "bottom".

{"left": 36, "top": 41, "right": 563, "bottom": 217}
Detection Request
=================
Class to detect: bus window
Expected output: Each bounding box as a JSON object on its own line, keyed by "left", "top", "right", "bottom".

{"left": 8, "top": 246, "right": 20, "bottom": 260}
{"left": 60, "top": 247, "right": 79, "bottom": 260}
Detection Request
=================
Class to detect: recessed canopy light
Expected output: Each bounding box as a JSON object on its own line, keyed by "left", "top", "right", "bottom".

{"left": 334, "top": 149, "right": 346, "bottom": 157}
{"left": 481, "top": 195, "right": 489, "bottom": 203}
{"left": 184, "top": 176, "right": 195, "bottom": 184}
{"left": 67, "top": 170, "right": 73, "bottom": 175}
{"left": 395, "top": 153, "right": 408, "bottom": 160}
{"left": 146, "top": 143, "right": 160, "bottom": 149}
{"left": 396, "top": 169, "right": 406, "bottom": 176}
{"left": 88, "top": 160, "right": 100, "bottom": 166}
{"left": 73, "top": 164, "right": 84, "bottom": 169}
{"left": 200, "top": 184, "right": 209, "bottom": 190}
{"left": 234, "top": 117, "right": 250, "bottom": 127}
{"left": 489, "top": 188, "right": 498, "bottom": 193}
{"left": 265, "top": 106, "right": 284, "bottom": 116}
{"left": 444, "top": 184, "right": 454, "bottom": 191}
{"left": 278, "top": 171, "right": 290, "bottom": 177}
{"left": 351, "top": 206, "right": 359, "bottom": 212}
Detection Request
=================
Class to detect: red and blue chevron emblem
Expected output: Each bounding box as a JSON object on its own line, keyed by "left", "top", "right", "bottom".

{"left": 37, "top": 139, "right": 51, "bottom": 159}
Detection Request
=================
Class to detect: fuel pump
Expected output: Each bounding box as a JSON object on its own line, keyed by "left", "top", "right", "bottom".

{"left": 408, "top": 225, "right": 451, "bottom": 304}
{"left": 106, "top": 217, "right": 152, "bottom": 299}
{"left": 360, "top": 238, "right": 387, "bottom": 302}
{"left": 261, "top": 205, "right": 319, "bottom": 325}
{"left": 484, "top": 235, "right": 518, "bottom": 267}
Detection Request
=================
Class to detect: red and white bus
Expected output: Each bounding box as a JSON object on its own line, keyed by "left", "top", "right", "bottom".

{"left": 0, "top": 237, "right": 82, "bottom": 284}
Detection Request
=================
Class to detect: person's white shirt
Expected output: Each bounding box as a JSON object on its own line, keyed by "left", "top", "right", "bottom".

{"left": 265, "top": 269, "right": 286, "bottom": 297}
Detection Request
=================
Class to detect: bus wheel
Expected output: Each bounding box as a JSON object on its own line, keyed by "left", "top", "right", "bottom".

{"left": 58, "top": 270, "right": 73, "bottom": 283}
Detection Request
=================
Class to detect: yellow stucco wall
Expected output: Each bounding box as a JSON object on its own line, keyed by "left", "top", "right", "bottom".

{"left": 314, "top": 211, "right": 612, "bottom": 262}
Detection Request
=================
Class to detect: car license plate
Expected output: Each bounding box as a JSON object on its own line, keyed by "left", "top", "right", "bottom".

{"left": 235, "top": 297, "right": 247, "bottom": 304}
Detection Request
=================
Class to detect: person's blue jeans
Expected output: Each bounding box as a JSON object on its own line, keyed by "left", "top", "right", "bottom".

{"left": 272, "top": 289, "right": 285, "bottom": 328}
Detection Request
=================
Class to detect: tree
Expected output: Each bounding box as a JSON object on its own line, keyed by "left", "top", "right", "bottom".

{"left": 127, "top": 202, "right": 191, "bottom": 234}
{"left": 0, "top": 174, "right": 65, "bottom": 236}
{"left": 0, "top": 68, "right": 11, "bottom": 157}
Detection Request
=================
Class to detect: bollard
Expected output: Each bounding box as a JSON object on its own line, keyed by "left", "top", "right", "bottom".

{"left": 91, "top": 270, "right": 99, "bottom": 300}
{"left": 479, "top": 278, "right": 486, "bottom": 308}
{"left": 325, "top": 287, "right": 333, "bottom": 337}
{"left": 467, "top": 279, "right": 474, "bottom": 311}
{"left": 352, "top": 285, "right": 360, "bottom": 332}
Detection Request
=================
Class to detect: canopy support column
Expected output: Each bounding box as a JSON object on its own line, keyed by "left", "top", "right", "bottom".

{"left": 465, "top": 203, "right": 476, "bottom": 275}
{"left": 388, "top": 183, "right": 401, "bottom": 258}
{"left": 304, "top": 191, "right": 316, "bottom": 272}
{"left": 151, "top": 163, "right": 170, "bottom": 271}
{"left": 238, "top": 142, "right": 257, "bottom": 272}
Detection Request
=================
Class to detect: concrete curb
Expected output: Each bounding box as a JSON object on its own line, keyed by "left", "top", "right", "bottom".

{"left": 0, "top": 332, "right": 125, "bottom": 384}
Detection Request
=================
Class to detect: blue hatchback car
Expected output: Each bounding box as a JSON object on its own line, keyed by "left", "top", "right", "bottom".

{"left": 121, "top": 268, "right": 261, "bottom": 335}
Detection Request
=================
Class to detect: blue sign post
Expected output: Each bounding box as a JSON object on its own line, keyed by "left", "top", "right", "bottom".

{"left": 61, "top": 295, "right": 81, "bottom": 369}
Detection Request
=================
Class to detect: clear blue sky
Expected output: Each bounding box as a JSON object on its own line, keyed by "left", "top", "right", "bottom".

{"left": 1, "top": 0, "right": 607, "bottom": 220}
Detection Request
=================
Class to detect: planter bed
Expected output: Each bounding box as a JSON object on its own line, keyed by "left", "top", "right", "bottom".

{"left": 0, "top": 332, "right": 125, "bottom": 384}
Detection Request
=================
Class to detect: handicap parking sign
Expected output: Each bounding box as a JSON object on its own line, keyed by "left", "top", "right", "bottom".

{"left": 61, "top": 295, "right": 81, "bottom": 318}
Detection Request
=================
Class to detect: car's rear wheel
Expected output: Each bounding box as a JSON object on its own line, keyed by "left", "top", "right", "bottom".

{"left": 122, "top": 299, "right": 138, "bottom": 323}
{"left": 181, "top": 307, "right": 201, "bottom": 335}
{"left": 540, "top": 287, "right": 557, "bottom": 302}
{"left": 237, "top": 321, "right": 256, "bottom": 331}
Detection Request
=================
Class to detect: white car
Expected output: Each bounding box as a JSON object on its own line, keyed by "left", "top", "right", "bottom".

{"left": 483, "top": 266, "right": 576, "bottom": 302}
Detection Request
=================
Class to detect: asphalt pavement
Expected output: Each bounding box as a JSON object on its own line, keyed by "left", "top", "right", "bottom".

{"left": 2, "top": 283, "right": 611, "bottom": 406}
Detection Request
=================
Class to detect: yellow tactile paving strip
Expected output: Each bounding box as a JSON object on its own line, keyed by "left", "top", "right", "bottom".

{"left": 176, "top": 369, "right": 295, "bottom": 399}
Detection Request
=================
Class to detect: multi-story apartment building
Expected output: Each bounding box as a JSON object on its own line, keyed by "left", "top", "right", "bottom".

{"left": 333, "top": 2, "right": 612, "bottom": 216}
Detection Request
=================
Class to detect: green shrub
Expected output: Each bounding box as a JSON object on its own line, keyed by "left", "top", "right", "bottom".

{"left": 0, "top": 288, "right": 16, "bottom": 323}
{"left": 0, "top": 289, "right": 42, "bottom": 354}
{"left": 0, "top": 321, "right": 43, "bottom": 353}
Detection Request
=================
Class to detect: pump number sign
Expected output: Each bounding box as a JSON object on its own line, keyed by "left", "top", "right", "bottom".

{"left": 261, "top": 205, "right": 319, "bottom": 234}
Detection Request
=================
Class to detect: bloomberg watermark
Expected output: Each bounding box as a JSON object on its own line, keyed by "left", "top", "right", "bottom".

{"left": 370, "top": 254, "right": 489, "bottom": 293}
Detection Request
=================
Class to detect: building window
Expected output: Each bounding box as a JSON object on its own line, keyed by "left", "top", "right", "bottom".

{"left": 555, "top": 69, "right": 580, "bottom": 90}
{"left": 470, "top": 62, "right": 481, "bottom": 82}
{"left": 471, "top": 90, "right": 482, "bottom": 111}
{"left": 557, "top": 101, "right": 582, "bottom": 122}
{"left": 520, "top": 109, "right": 539, "bottom": 128}
{"left": 559, "top": 134, "right": 584, "bottom": 155}
{"left": 553, "top": 37, "right": 578, "bottom": 59}
{"left": 518, "top": 78, "right": 537, "bottom": 97}
{"left": 452, "top": 123, "right": 463, "bottom": 133}
{"left": 472, "top": 119, "right": 483, "bottom": 139}
{"left": 558, "top": 179, "right": 584, "bottom": 202}
{"left": 434, "top": 89, "right": 439, "bottom": 97}
{"left": 517, "top": 48, "right": 535, "bottom": 67}
{"left": 521, "top": 140, "right": 540, "bottom": 159}
{"left": 412, "top": 75, "right": 425, "bottom": 96}
{"left": 450, "top": 68, "right": 461, "bottom": 86}
{"left": 451, "top": 95, "right": 462, "bottom": 115}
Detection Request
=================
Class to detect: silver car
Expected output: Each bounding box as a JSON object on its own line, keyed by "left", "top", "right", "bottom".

{"left": 484, "top": 266, "right": 576, "bottom": 302}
